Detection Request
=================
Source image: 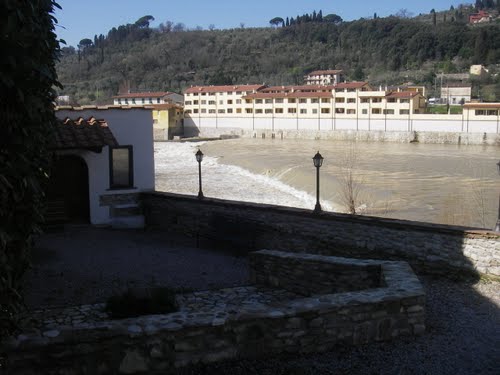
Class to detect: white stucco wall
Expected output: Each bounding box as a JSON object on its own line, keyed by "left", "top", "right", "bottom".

{"left": 184, "top": 114, "right": 499, "bottom": 135}
{"left": 55, "top": 108, "right": 154, "bottom": 226}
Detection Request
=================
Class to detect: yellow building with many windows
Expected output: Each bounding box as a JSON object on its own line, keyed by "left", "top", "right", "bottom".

{"left": 184, "top": 83, "right": 426, "bottom": 119}
{"left": 183, "top": 83, "right": 498, "bottom": 136}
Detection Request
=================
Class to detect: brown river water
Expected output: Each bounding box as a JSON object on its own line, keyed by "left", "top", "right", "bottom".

{"left": 155, "top": 138, "right": 500, "bottom": 229}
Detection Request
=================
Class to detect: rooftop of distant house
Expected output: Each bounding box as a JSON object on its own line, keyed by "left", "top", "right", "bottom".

{"left": 306, "top": 70, "right": 343, "bottom": 76}
{"left": 112, "top": 91, "right": 178, "bottom": 99}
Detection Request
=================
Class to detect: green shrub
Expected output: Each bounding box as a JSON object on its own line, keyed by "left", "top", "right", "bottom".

{"left": 0, "top": 0, "right": 61, "bottom": 337}
{"left": 105, "top": 287, "right": 178, "bottom": 319}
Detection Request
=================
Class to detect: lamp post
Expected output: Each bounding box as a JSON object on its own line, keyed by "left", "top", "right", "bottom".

{"left": 495, "top": 160, "right": 500, "bottom": 232}
{"left": 312, "top": 151, "right": 324, "bottom": 213}
{"left": 195, "top": 149, "right": 204, "bottom": 199}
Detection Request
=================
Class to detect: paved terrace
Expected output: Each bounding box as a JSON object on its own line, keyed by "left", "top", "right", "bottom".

{"left": 20, "top": 226, "right": 500, "bottom": 375}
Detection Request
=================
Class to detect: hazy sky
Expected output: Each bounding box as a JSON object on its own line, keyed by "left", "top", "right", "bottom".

{"left": 55, "top": 0, "right": 469, "bottom": 47}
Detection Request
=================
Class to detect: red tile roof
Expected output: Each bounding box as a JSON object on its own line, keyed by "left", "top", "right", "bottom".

{"left": 469, "top": 11, "right": 491, "bottom": 23}
{"left": 51, "top": 117, "right": 118, "bottom": 150}
{"left": 244, "top": 91, "right": 333, "bottom": 99}
{"left": 112, "top": 92, "right": 173, "bottom": 99}
{"left": 385, "top": 91, "right": 419, "bottom": 99}
{"left": 335, "top": 82, "right": 370, "bottom": 89}
{"left": 260, "top": 85, "right": 335, "bottom": 93}
{"left": 185, "top": 85, "right": 265, "bottom": 94}
{"left": 307, "top": 70, "right": 343, "bottom": 76}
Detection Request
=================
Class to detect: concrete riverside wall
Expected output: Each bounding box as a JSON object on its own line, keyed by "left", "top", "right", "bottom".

{"left": 250, "top": 250, "right": 383, "bottom": 296}
{"left": 184, "top": 115, "right": 500, "bottom": 145}
{"left": 142, "top": 192, "right": 500, "bottom": 277}
{"left": 185, "top": 127, "right": 500, "bottom": 146}
{"left": 3, "top": 252, "right": 424, "bottom": 374}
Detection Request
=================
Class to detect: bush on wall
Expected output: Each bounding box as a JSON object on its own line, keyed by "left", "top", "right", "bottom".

{"left": 0, "top": 0, "right": 61, "bottom": 338}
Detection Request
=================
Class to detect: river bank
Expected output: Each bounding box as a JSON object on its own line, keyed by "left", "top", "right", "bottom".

{"left": 155, "top": 138, "right": 500, "bottom": 228}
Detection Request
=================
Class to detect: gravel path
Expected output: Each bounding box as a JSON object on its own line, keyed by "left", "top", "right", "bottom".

{"left": 22, "top": 226, "right": 499, "bottom": 374}
{"left": 23, "top": 226, "right": 249, "bottom": 308}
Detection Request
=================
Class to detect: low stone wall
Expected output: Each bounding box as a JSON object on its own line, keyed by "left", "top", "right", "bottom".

{"left": 142, "top": 192, "right": 500, "bottom": 277}
{"left": 2, "top": 252, "right": 424, "bottom": 374}
{"left": 250, "top": 250, "right": 383, "bottom": 295}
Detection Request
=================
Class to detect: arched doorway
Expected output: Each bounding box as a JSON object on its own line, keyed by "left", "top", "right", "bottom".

{"left": 47, "top": 154, "right": 90, "bottom": 223}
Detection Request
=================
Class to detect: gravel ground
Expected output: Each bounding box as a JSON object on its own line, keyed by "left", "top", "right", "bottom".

{"left": 22, "top": 226, "right": 500, "bottom": 375}
{"left": 23, "top": 226, "right": 249, "bottom": 308}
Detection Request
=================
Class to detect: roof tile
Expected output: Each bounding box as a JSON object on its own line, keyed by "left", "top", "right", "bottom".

{"left": 185, "top": 85, "right": 265, "bottom": 94}
{"left": 51, "top": 117, "right": 118, "bottom": 150}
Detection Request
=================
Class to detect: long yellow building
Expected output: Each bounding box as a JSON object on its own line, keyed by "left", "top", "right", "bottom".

{"left": 183, "top": 83, "right": 499, "bottom": 136}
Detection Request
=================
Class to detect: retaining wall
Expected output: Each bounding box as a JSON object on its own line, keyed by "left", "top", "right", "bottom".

{"left": 185, "top": 127, "right": 500, "bottom": 145}
{"left": 250, "top": 250, "right": 383, "bottom": 295}
{"left": 142, "top": 192, "right": 500, "bottom": 277}
{"left": 3, "top": 251, "right": 424, "bottom": 374}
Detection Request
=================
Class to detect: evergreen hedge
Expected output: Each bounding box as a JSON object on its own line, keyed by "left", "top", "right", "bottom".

{"left": 0, "top": 0, "right": 61, "bottom": 339}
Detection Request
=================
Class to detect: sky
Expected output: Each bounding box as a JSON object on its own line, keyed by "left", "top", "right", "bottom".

{"left": 54, "top": 0, "right": 470, "bottom": 47}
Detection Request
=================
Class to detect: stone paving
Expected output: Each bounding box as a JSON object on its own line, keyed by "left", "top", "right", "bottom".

{"left": 21, "top": 286, "right": 301, "bottom": 332}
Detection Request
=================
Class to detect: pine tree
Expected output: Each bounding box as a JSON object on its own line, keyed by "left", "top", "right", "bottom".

{"left": 483, "top": 0, "right": 494, "bottom": 8}
{"left": 474, "top": 29, "right": 487, "bottom": 63}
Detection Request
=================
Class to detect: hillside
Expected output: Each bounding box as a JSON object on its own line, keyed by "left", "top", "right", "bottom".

{"left": 56, "top": 6, "right": 500, "bottom": 104}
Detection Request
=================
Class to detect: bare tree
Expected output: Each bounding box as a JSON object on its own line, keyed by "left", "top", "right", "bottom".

{"left": 395, "top": 9, "right": 414, "bottom": 18}
{"left": 159, "top": 21, "right": 173, "bottom": 33}
{"left": 337, "top": 143, "right": 364, "bottom": 214}
{"left": 173, "top": 23, "right": 185, "bottom": 32}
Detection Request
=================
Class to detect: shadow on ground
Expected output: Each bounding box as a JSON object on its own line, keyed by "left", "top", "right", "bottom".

{"left": 21, "top": 225, "right": 500, "bottom": 375}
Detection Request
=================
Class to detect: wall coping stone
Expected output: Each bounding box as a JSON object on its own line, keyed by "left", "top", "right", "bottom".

{"left": 142, "top": 191, "right": 500, "bottom": 239}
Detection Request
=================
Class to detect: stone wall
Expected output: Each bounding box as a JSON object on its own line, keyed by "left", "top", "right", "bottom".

{"left": 3, "top": 252, "right": 424, "bottom": 374}
{"left": 142, "top": 192, "right": 500, "bottom": 277}
{"left": 250, "top": 250, "right": 383, "bottom": 295}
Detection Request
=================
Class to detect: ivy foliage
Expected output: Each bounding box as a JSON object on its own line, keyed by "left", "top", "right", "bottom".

{"left": 0, "top": 0, "right": 61, "bottom": 337}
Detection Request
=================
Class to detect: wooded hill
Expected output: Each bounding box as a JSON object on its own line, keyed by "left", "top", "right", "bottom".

{"left": 56, "top": 4, "right": 500, "bottom": 105}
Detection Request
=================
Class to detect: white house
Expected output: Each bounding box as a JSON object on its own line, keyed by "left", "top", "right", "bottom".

{"left": 441, "top": 85, "right": 472, "bottom": 104}
{"left": 304, "top": 70, "right": 343, "bottom": 85}
{"left": 52, "top": 106, "right": 155, "bottom": 228}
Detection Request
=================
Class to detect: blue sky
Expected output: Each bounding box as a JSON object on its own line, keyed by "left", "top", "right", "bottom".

{"left": 55, "top": 0, "right": 469, "bottom": 47}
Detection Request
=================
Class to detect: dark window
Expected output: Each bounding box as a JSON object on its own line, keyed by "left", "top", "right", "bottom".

{"left": 109, "top": 146, "right": 133, "bottom": 188}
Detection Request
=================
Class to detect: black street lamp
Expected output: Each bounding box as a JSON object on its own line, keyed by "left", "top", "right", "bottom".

{"left": 495, "top": 160, "right": 500, "bottom": 232}
{"left": 312, "top": 151, "right": 324, "bottom": 213}
{"left": 195, "top": 149, "right": 204, "bottom": 199}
